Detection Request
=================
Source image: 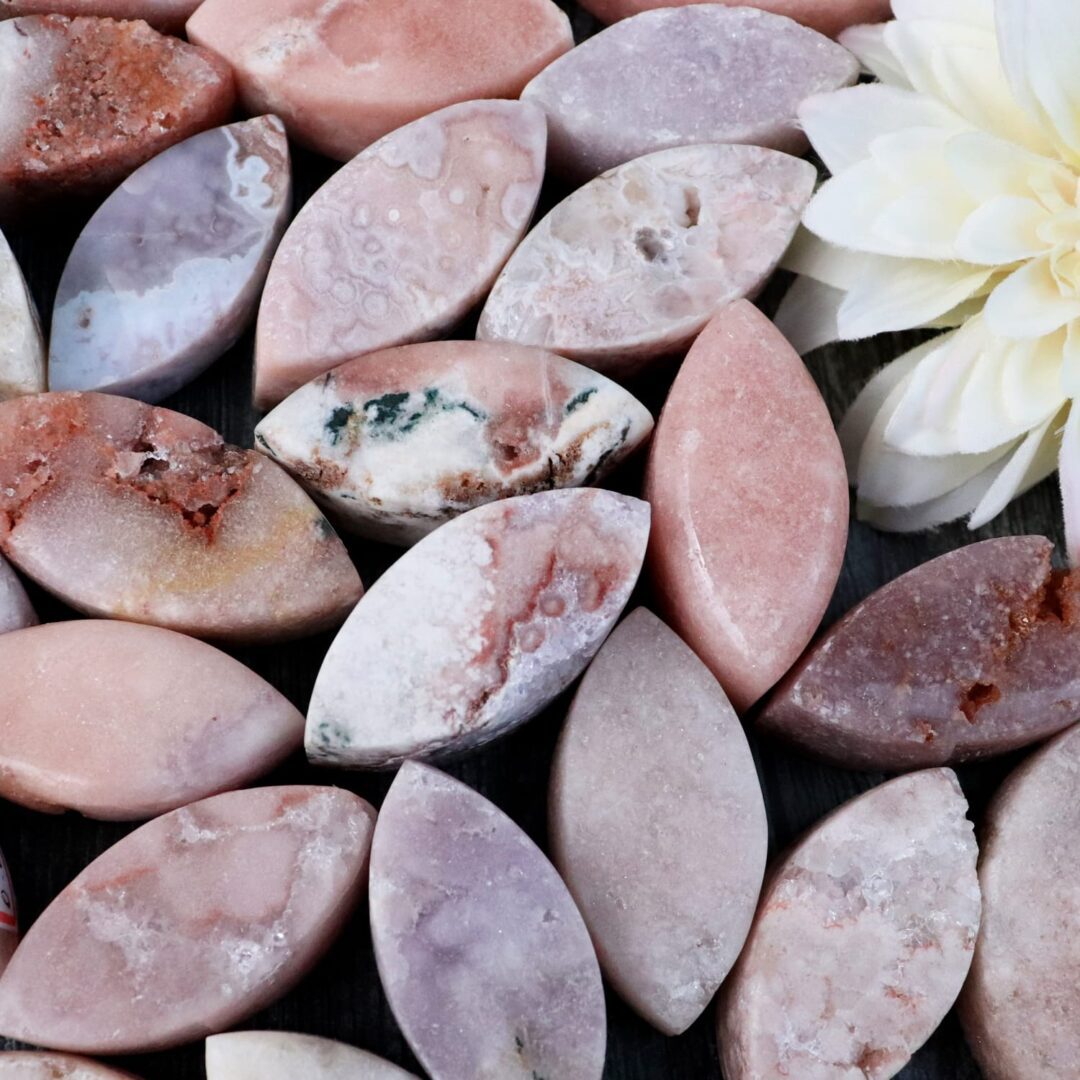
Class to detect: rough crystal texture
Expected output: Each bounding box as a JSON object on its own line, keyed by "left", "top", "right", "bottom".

{"left": 523, "top": 6, "right": 858, "bottom": 179}
{"left": 0, "top": 15, "right": 234, "bottom": 213}
{"left": 0, "top": 786, "right": 375, "bottom": 1054}
{"left": 370, "top": 762, "right": 606, "bottom": 1080}
{"left": 0, "top": 554, "right": 35, "bottom": 635}
{"left": 760, "top": 537, "right": 1080, "bottom": 769}
{"left": 0, "top": 620, "right": 305, "bottom": 820}
{"left": 50, "top": 117, "right": 291, "bottom": 404}
{"left": 0, "top": 1053, "right": 138, "bottom": 1079}
{"left": 206, "top": 1032, "right": 417, "bottom": 1080}
{"left": 255, "top": 340, "right": 654, "bottom": 545}
{"left": 0, "top": 0, "right": 199, "bottom": 31}
{"left": 550, "top": 608, "right": 768, "bottom": 1035}
{"left": 0, "top": 393, "right": 362, "bottom": 642}
{"left": 0, "top": 230, "right": 44, "bottom": 400}
{"left": 644, "top": 301, "right": 848, "bottom": 711}
{"left": 718, "top": 770, "right": 981, "bottom": 1080}
{"left": 576, "top": 0, "right": 892, "bottom": 38}
{"left": 959, "top": 724, "right": 1080, "bottom": 1079}
{"left": 477, "top": 145, "right": 815, "bottom": 377}
{"left": 255, "top": 100, "right": 546, "bottom": 409}
{"left": 307, "top": 489, "right": 649, "bottom": 767}
{"left": 0, "top": 842, "right": 16, "bottom": 976}
{"left": 186, "top": 0, "right": 571, "bottom": 161}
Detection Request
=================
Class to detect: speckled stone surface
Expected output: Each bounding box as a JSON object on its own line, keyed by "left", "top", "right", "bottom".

{"left": 0, "top": 393, "right": 362, "bottom": 642}
{"left": 523, "top": 6, "right": 858, "bottom": 179}
{"left": 477, "top": 145, "right": 814, "bottom": 377}
{"left": 718, "top": 770, "right": 981, "bottom": 1080}
{"left": 0, "top": 0, "right": 200, "bottom": 32}
{"left": 370, "top": 762, "right": 606, "bottom": 1080}
{"left": 0, "top": 620, "right": 305, "bottom": 820}
{"left": 0, "top": 786, "right": 374, "bottom": 1054}
{"left": 306, "top": 488, "right": 649, "bottom": 767}
{"left": 206, "top": 1032, "right": 417, "bottom": 1080}
{"left": 645, "top": 301, "right": 848, "bottom": 712}
{"left": 0, "top": 554, "right": 35, "bottom": 635}
{"left": 760, "top": 537, "right": 1080, "bottom": 770}
{"left": 0, "top": 15, "right": 234, "bottom": 213}
{"left": 50, "top": 117, "right": 291, "bottom": 404}
{"left": 0, "top": 1053, "right": 139, "bottom": 1078}
{"left": 0, "top": 229, "right": 44, "bottom": 400}
{"left": 255, "top": 100, "right": 547, "bottom": 408}
{"left": 255, "top": 340, "right": 654, "bottom": 545}
{"left": 550, "top": 608, "right": 767, "bottom": 1035}
{"left": 0, "top": 843, "right": 15, "bottom": 977}
{"left": 959, "top": 724, "right": 1080, "bottom": 1079}
{"left": 186, "top": 0, "right": 571, "bottom": 161}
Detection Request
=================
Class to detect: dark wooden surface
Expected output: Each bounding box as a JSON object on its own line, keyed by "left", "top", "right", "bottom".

{"left": 1, "top": 5, "right": 1056, "bottom": 1076}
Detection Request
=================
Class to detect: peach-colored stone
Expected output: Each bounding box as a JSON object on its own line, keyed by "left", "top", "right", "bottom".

{"left": 186, "top": 0, "right": 571, "bottom": 160}
{"left": 0, "top": 1053, "right": 138, "bottom": 1079}
{"left": 0, "top": 843, "right": 15, "bottom": 977}
{"left": 0, "top": 554, "right": 34, "bottom": 635}
{"left": 645, "top": 301, "right": 848, "bottom": 711}
{"left": 0, "top": 1, "right": 200, "bottom": 32}
{"left": 255, "top": 100, "right": 546, "bottom": 409}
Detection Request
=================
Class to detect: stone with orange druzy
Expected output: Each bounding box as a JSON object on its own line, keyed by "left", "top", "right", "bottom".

{"left": 0, "top": 15, "right": 234, "bottom": 213}
{"left": 1, "top": 1, "right": 200, "bottom": 33}
{"left": 0, "top": 393, "right": 361, "bottom": 642}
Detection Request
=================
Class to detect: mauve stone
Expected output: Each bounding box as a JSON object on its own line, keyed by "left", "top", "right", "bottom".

{"left": 370, "top": 762, "right": 606, "bottom": 1080}
{"left": 0, "top": 843, "right": 16, "bottom": 976}
{"left": 959, "top": 724, "right": 1080, "bottom": 1078}
{"left": 0, "top": 230, "right": 44, "bottom": 401}
{"left": 523, "top": 6, "right": 858, "bottom": 180}
{"left": 575, "top": 0, "right": 892, "bottom": 38}
{"left": 206, "top": 1032, "right": 417, "bottom": 1080}
{"left": 0, "top": 1054, "right": 138, "bottom": 1079}
{"left": 0, "top": 1, "right": 199, "bottom": 32}
{"left": 186, "top": 0, "right": 570, "bottom": 161}
{"left": 0, "top": 16, "right": 234, "bottom": 213}
{"left": 760, "top": 537, "right": 1080, "bottom": 770}
{"left": 255, "top": 340, "right": 654, "bottom": 545}
{"left": 644, "top": 301, "right": 848, "bottom": 712}
{"left": 50, "top": 117, "right": 291, "bottom": 404}
{"left": 0, "top": 555, "right": 35, "bottom": 635}
{"left": 0, "top": 620, "right": 305, "bottom": 820}
{"left": 477, "top": 146, "right": 814, "bottom": 378}
{"left": 255, "top": 100, "right": 546, "bottom": 409}
{"left": 307, "top": 489, "right": 649, "bottom": 768}
{"left": 0, "top": 393, "right": 362, "bottom": 643}
{"left": 550, "top": 607, "right": 767, "bottom": 1035}
{"left": 0, "top": 786, "right": 374, "bottom": 1054}
{"left": 718, "top": 770, "right": 981, "bottom": 1080}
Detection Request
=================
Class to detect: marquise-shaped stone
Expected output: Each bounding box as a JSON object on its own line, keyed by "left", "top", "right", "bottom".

{"left": 255, "top": 340, "right": 654, "bottom": 545}
{"left": 0, "top": 393, "right": 362, "bottom": 642}
{"left": 50, "top": 117, "right": 291, "bottom": 404}
{"left": 959, "top": 724, "right": 1080, "bottom": 1079}
{"left": 718, "top": 770, "right": 981, "bottom": 1080}
{"left": 0, "top": 554, "right": 35, "bottom": 635}
{"left": 0, "top": 842, "right": 16, "bottom": 976}
{"left": 477, "top": 146, "right": 815, "bottom": 377}
{"left": 187, "top": 0, "right": 571, "bottom": 161}
{"left": 0, "top": 620, "right": 305, "bottom": 820}
{"left": 206, "top": 1032, "right": 417, "bottom": 1080}
{"left": 0, "top": 230, "right": 44, "bottom": 401}
{"left": 254, "top": 100, "right": 547, "bottom": 408}
{"left": 760, "top": 537, "right": 1080, "bottom": 769}
{"left": 0, "top": 16, "right": 234, "bottom": 213}
{"left": 306, "top": 488, "right": 649, "bottom": 767}
{"left": 0, "top": 786, "right": 375, "bottom": 1054}
{"left": 370, "top": 762, "right": 606, "bottom": 1080}
{"left": 550, "top": 608, "right": 768, "bottom": 1035}
{"left": 1, "top": 1, "right": 200, "bottom": 32}
{"left": 523, "top": 6, "right": 858, "bottom": 179}
{"left": 644, "top": 302, "right": 848, "bottom": 711}
{"left": 0, "top": 1053, "right": 139, "bottom": 1079}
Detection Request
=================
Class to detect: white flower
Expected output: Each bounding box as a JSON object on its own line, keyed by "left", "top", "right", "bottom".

{"left": 778, "top": 0, "right": 1080, "bottom": 561}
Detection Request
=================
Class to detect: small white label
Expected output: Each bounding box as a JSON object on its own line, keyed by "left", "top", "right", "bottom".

{"left": 0, "top": 848, "right": 16, "bottom": 933}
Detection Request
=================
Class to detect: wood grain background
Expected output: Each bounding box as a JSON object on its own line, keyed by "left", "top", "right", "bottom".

{"left": 2, "top": 5, "right": 1051, "bottom": 1076}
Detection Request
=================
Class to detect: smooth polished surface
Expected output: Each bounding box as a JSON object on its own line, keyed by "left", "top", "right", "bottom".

{"left": 205, "top": 1032, "right": 417, "bottom": 1080}
{"left": 0, "top": 230, "right": 44, "bottom": 401}
{"left": 0, "top": 556, "right": 35, "bottom": 636}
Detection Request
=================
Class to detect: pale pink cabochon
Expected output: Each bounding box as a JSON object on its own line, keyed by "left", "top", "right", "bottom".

{"left": 0, "top": 1052, "right": 140, "bottom": 1079}
{"left": 205, "top": 1031, "right": 418, "bottom": 1080}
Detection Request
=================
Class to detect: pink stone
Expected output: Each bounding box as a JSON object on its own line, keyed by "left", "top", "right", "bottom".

{"left": 575, "top": 0, "right": 892, "bottom": 38}
{"left": 254, "top": 100, "right": 547, "bottom": 409}
{"left": 0, "top": 228, "right": 45, "bottom": 400}
{"left": 0, "top": 554, "right": 35, "bottom": 635}
{"left": 0, "top": 1054, "right": 139, "bottom": 1079}
{"left": 0, "top": 843, "right": 16, "bottom": 977}
{"left": 550, "top": 607, "right": 767, "bottom": 1035}
{"left": 477, "top": 147, "right": 815, "bottom": 378}
{"left": 186, "top": 0, "right": 571, "bottom": 161}
{"left": 370, "top": 762, "right": 606, "bottom": 1080}
{"left": 959, "top": 724, "right": 1080, "bottom": 1078}
{"left": 1, "top": 1, "right": 200, "bottom": 32}
{"left": 522, "top": 6, "right": 858, "bottom": 180}
{"left": 0, "top": 620, "right": 305, "bottom": 820}
{"left": 0, "top": 393, "right": 362, "bottom": 643}
{"left": 644, "top": 301, "right": 848, "bottom": 712}
{"left": 307, "top": 489, "right": 649, "bottom": 768}
{"left": 0, "top": 16, "right": 235, "bottom": 214}
{"left": 760, "top": 537, "right": 1080, "bottom": 769}
{"left": 718, "top": 770, "right": 981, "bottom": 1079}
{"left": 206, "top": 1032, "right": 417, "bottom": 1080}
{"left": 0, "top": 786, "right": 375, "bottom": 1054}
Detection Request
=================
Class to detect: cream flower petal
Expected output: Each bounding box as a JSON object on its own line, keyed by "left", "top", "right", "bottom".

{"left": 969, "top": 412, "right": 1061, "bottom": 528}
{"left": 802, "top": 161, "right": 905, "bottom": 256}
{"left": 945, "top": 130, "right": 1073, "bottom": 203}
{"left": 891, "top": 0, "right": 994, "bottom": 28}
{"left": 984, "top": 257, "right": 1080, "bottom": 338}
{"left": 773, "top": 276, "right": 843, "bottom": 356}
{"left": 883, "top": 18, "right": 993, "bottom": 104}
{"left": 954, "top": 195, "right": 1050, "bottom": 264}
{"left": 839, "top": 24, "right": 911, "bottom": 87}
{"left": 1002, "top": 330, "right": 1068, "bottom": 426}
{"left": 1060, "top": 405, "right": 1080, "bottom": 565}
{"left": 1062, "top": 321, "right": 1080, "bottom": 398}
{"left": 781, "top": 228, "right": 873, "bottom": 291}
{"left": 871, "top": 183, "right": 977, "bottom": 258}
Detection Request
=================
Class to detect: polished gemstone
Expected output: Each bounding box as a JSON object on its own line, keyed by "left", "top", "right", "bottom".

{"left": 0, "top": 229, "right": 44, "bottom": 401}
{"left": 206, "top": 1032, "right": 417, "bottom": 1080}
{"left": 0, "top": 1053, "right": 139, "bottom": 1079}
{"left": 1, "top": 1, "right": 200, "bottom": 31}
{"left": 0, "top": 554, "right": 35, "bottom": 635}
